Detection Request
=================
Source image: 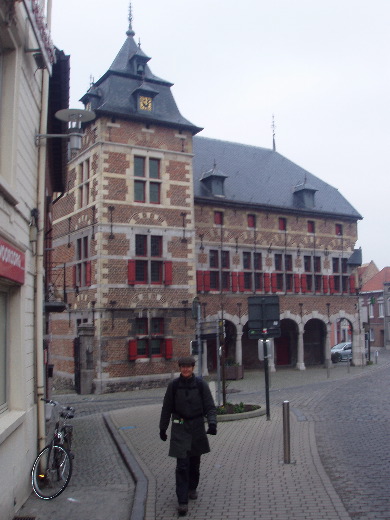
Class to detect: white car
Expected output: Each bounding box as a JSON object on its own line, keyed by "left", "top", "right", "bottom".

{"left": 331, "top": 342, "right": 352, "bottom": 363}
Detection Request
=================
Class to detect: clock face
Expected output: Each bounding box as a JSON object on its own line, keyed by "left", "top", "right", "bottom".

{"left": 139, "top": 96, "right": 152, "bottom": 111}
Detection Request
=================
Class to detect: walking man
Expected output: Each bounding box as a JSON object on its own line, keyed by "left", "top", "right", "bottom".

{"left": 159, "top": 356, "right": 217, "bottom": 516}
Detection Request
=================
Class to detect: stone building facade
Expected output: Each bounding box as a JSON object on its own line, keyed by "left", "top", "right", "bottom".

{"left": 49, "top": 15, "right": 364, "bottom": 394}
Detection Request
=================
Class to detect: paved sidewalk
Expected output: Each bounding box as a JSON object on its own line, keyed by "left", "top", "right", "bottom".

{"left": 16, "top": 350, "right": 390, "bottom": 520}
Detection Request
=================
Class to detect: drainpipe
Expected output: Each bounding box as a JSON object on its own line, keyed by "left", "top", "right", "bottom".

{"left": 35, "top": 0, "right": 52, "bottom": 452}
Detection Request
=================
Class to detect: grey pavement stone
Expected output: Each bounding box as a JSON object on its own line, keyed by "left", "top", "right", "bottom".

{"left": 16, "top": 349, "right": 390, "bottom": 520}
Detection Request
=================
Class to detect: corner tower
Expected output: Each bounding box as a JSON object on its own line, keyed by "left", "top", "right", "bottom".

{"left": 51, "top": 12, "right": 202, "bottom": 393}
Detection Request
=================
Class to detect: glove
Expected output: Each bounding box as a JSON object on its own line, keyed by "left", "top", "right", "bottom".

{"left": 159, "top": 429, "right": 167, "bottom": 441}
{"left": 206, "top": 424, "right": 217, "bottom": 435}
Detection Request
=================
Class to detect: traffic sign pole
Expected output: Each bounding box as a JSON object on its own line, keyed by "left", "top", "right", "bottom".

{"left": 263, "top": 339, "right": 271, "bottom": 420}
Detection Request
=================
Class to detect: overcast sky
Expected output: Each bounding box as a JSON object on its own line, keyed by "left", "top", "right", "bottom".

{"left": 51, "top": 0, "right": 389, "bottom": 271}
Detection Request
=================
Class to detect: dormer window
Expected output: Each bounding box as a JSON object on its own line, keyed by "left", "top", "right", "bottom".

{"left": 200, "top": 163, "right": 228, "bottom": 198}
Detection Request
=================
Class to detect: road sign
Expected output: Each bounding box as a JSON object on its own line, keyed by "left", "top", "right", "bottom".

{"left": 248, "top": 296, "right": 281, "bottom": 339}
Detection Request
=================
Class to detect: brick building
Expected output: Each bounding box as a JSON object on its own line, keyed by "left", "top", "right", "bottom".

{"left": 49, "top": 15, "right": 365, "bottom": 393}
{"left": 360, "top": 267, "right": 390, "bottom": 353}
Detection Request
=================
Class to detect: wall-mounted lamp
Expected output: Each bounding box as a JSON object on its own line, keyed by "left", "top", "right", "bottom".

{"left": 199, "top": 233, "right": 204, "bottom": 251}
{"left": 324, "top": 248, "right": 329, "bottom": 257}
{"left": 108, "top": 205, "right": 115, "bottom": 239}
{"left": 297, "top": 246, "right": 301, "bottom": 257}
{"left": 35, "top": 108, "right": 95, "bottom": 154}
{"left": 235, "top": 237, "right": 239, "bottom": 253}
{"left": 180, "top": 212, "right": 187, "bottom": 242}
{"left": 109, "top": 300, "right": 117, "bottom": 329}
{"left": 268, "top": 244, "right": 272, "bottom": 254}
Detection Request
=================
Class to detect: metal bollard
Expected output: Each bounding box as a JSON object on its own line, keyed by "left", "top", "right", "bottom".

{"left": 375, "top": 350, "right": 379, "bottom": 364}
{"left": 283, "top": 400, "right": 291, "bottom": 464}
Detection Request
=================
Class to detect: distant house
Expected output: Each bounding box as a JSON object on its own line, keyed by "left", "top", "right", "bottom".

{"left": 360, "top": 267, "right": 390, "bottom": 353}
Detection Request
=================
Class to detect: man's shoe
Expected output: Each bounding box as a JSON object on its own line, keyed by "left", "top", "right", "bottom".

{"left": 178, "top": 503, "right": 188, "bottom": 516}
{"left": 188, "top": 489, "right": 198, "bottom": 500}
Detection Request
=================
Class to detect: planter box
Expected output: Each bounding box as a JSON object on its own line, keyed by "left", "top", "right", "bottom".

{"left": 225, "top": 365, "right": 244, "bottom": 380}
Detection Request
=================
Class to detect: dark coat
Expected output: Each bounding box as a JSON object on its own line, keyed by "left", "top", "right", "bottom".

{"left": 159, "top": 374, "right": 217, "bottom": 459}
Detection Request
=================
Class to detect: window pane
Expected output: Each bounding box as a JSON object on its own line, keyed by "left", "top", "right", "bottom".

{"left": 137, "top": 338, "right": 148, "bottom": 356}
{"left": 149, "top": 182, "right": 160, "bottom": 203}
{"left": 151, "top": 236, "right": 162, "bottom": 257}
{"left": 151, "top": 318, "right": 164, "bottom": 334}
{"left": 150, "top": 338, "right": 162, "bottom": 355}
{"left": 134, "top": 180, "right": 145, "bottom": 202}
{"left": 136, "top": 318, "right": 148, "bottom": 335}
{"left": 275, "top": 254, "right": 282, "bottom": 271}
{"left": 304, "top": 256, "right": 312, "bottom": 272}
{"left": 254, "top": 253, "right": 262, "bottom": 270}
{"left": 210, "top": 271, "right": 219, "bottom": 290}
{"left": 134, "top": 156, "right": 145, "bottom": 177}
{"left": 135, "top": 260, "right": 147, "bottom": 282}
{"left": 0, "top": 292, "right": 6, "bottom": 409}
{"left": 244, "top": 272, "right": 252, "bottom": 290}
{"left": 136, "top": 235, "right": 147, "bottom": 256}
{"left": 149, "top": 159, "right": 160, "bottom": 179}
{"left": 243, "top": 252, "right": 251, "bottom": 269}
{"left": 248, "top": 214, "right": 256, "bottom": 228}
{"left": 285, "top": 255, "right": 292, "bottom": 271}
{"left": 210, "top": 250, "right": 219, "bottom": 268}
{"left": 151, "top": 261, "right": 163, "bottom": 283}
{"left": 221, "top": 251, "right": 230, "bottom": 269}
{"left": 222, "top": 271, "right": 230, "bottom": 290}
{"left": 214, "top": 211, "right": 223, "bottom": 225}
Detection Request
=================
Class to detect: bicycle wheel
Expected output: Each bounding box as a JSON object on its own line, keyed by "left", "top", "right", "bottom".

{"left": 31, "top": 445, "right": 72, "bottom": 499}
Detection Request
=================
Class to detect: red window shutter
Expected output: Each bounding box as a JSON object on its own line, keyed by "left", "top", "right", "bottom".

{"left": 85, "top": 261, "right": 91, "bottom": 286}
{"left": 294, "top": 274, "right": 300, "bottom": 293}
{"left": 349, "top": 274, "right": 356, "bottom": 294}
{"left": 164, "top": 261, "right": 172, "bottom": 285}
{"left": 238, "top": 272, "right": 245, "bottom": 292}
{"left": 231, "top": 272, "right": 238, "bottom": 292}
{"left": 271, "top": 273, "right": 277, "bottom": 293}
{"left": 329, "top": 275, "right": 335, "bottom": 294}
{"left": 301, "top": 274, "right": 307, "bottom": 293}
{"left": 196, "top": 271, "right": 204, "bottom": 292}
{"left": 323, "top": 275, "right": 329, "bottom": 293}
{"left": 165, "top": 338, "right": 173, "bottom": 360}
{"left": 128, "top": 260, "right": 136, "bottom": 285}
{"left": 264, "top": 273, "right": 270, "bottom": 293}
{"left": 203, "top": 271, "right": 211, "bottom": 292}
{"left": 129, "top": 340, "right": 137, "bottom": 361}
{"left": 73, "top": 265, "right": 77, "bottom": 287}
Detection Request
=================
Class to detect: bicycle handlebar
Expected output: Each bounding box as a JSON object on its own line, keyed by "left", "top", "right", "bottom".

{"left": 41, "top": 398, "right": 75, "bottom": 413}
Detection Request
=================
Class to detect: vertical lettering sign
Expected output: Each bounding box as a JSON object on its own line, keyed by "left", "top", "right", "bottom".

{"left": 0, "top": 239, "right": 25, "bottom": 284}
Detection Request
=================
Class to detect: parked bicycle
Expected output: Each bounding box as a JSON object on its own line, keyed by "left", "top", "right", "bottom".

{"left": 31, "top": 398, "right": 75, "bottom": 499}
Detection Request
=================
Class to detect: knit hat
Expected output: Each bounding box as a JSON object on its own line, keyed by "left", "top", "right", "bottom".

{"left": 178, "top": 356, "right": 196, "bottom": 366}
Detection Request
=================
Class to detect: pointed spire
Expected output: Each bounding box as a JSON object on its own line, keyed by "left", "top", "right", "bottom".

{"left": 126, "top": 2, "right": 135, "bottom": 37}
{"left": 272, "top": 114, "right": 276, "bottom": 152}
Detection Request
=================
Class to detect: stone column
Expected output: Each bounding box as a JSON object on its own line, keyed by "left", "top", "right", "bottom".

{"left": 235, "top": 323, "right": 243, "bottom": 366}
{"left": 324, "top": 323, "right": 332, "bottom": 368}
{"left": 77, "top": 324, "right": 95, "bottom": 394}
{"left": 296, "top": 323, "right": 305, "bottom": 370}
{"left": 202, "top": 339, "right": 209, "bottom": 376}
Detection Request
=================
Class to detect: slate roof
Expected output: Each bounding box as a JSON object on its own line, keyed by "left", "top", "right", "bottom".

{"left": 361, "top": 267, "right": 390, "bottom": 293}
{"left": 80, "top": 22, "right": 202, "bottom": 134}
{"left": 193, "top": 136, "right": 362, "bottom": 220}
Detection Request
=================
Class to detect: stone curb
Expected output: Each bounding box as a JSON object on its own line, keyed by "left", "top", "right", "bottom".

{"left": 217, "top": 406, "right": 265, "bottom": 422}
{"left": 103, "top": 412, "right": 147, "bottom": 520}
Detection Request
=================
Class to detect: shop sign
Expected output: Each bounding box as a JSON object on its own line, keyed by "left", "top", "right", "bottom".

{"left": 0, "top": 239, "right": 25, "bottom": 284}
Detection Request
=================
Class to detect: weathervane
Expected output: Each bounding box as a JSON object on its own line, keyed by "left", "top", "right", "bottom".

{"left": 127, "top": 2, "right": 135, "bottom": 37}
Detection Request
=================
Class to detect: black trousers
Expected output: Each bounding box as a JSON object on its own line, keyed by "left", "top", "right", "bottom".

{"left": 175, "top": 455, "right": 201, "bottom": 504}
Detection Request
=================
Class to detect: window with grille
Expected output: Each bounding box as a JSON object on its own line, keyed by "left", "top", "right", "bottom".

{"left": 74, "top": 237, "right": 91, "bottom": 287}
{"left": 133, "top": 317, "right": 165, "bottom": 357}
{"left": 134, "top": 156, "right": 161, "bottom": 204}
{"left": 128, "top": 235, "right": 171, "bottom": 285}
